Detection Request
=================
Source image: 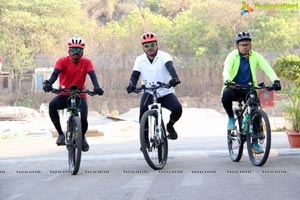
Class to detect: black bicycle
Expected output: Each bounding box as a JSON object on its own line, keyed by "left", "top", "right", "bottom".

{"left": 134, "top": 81, "right": 171, "bottom": 170}
{"left": 52, "top": 85, "right": 95, "bottom": 175}
{"left": 226, "top": 82, "right": 274, "bottom": 166}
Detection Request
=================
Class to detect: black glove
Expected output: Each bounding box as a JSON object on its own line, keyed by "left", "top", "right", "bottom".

{"left": 42, "top": 80, "right": 52, "bottom": 92}
{"left": 272, "top": 80, "right": 281, "bottom": 91}
{"left": 169, "top": 78, "right": 181, "bottom": 87}
{"left": 93, "top": 87, "right": 104, "bottom": 95}
{"left": 126, "top": 84, "right": 136, "bottom": 94}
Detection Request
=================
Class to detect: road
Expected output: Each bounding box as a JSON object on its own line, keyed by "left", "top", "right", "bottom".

{"left": 1, "top": 132, "right": 300, "bottom": 200}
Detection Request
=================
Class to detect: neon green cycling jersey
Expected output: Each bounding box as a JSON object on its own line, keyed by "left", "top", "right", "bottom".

{"left": 223, "top": 49, "right": 279, "bottom": 85}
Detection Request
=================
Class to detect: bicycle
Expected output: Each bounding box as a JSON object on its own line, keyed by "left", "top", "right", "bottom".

{"left": 134, "top": 81, "right": 171, "bottom": 170}
{"left": 51, "top": 85, "right": 95, "bottom": 175}
{"left": 226, "top": 82, "right": 274, "bottom": 166}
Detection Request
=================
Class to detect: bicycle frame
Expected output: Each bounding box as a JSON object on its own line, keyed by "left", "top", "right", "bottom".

{"left": 236, "top": 91, "right": 259, "bottom": 135}
{"left": 148, "top": 90, "right": 163, "bottom": 142}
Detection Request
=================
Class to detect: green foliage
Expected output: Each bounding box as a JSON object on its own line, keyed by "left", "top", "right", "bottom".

{"left": 0, "top": 0, "right": 97, "bottom": 73}
{"left": 284, "top": 86, "right": 300, "bottom": 132}
{"left": 251, "top": 15, "right": 298, "bottom": 50}
{"left": 274, "top": 54, "right": 300, "bottom": 131}
{"left": 273, "top": 54, "right": 300, "bottom": 86}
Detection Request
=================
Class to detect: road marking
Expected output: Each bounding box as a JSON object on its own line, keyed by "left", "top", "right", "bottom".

{"left": 181, "top": 174, "right": 204, "bottom": 186}
{"left": 240, "top": 172, "right": 265, "bottom": 185}
{"left": 4, "top": 193, "right": 24, "bottom": 200}
{"left": 42, "top": 174, "right": 60, "bottom": 182}
{"left": 1, "top": 149, "right": 299, "bottom": 165}
{"left": 123, "top": 175, "right": 156, "bottom": 200}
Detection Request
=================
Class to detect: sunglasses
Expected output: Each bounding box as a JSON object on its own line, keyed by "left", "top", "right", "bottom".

{"left": 69, "top": 47, "right": 83, "bottom": 53}
{"left": 143, "top": 42, "right": 157, "bottom": 48}
{"left": 238, "top": 43, "right": 251, "bottom": 47}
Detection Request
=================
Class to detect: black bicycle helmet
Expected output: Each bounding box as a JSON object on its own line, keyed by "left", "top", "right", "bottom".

{"left": 235, "top": 31, "right": 252, "bottom": 43}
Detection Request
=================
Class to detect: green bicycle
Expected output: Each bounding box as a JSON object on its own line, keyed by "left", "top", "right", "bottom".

{"left": 226, "top": 82, "right": 275, "bottom": 166}
{"left": 52, "top": 85, "right": 95, "bottom": 175}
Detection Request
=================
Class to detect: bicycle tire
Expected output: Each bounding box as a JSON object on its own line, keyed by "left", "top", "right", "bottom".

{"left": 67, "top": 116, "right": 82, "bottom": 175}
{"left": 246, "top": 109, "right": 271, "bottom": 166}
{"left": 227, "top": 109, "right": 244, "bottom": 162}
{"left": 140, "top": 110, "right": 168, "bottom": 170}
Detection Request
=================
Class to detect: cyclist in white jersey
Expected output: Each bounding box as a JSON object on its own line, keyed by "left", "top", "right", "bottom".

{"left": 127, "top": 32, "right": 182, "bottom": 140}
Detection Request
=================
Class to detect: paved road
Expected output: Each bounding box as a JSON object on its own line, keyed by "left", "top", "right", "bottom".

{"left": 1, "top": 132, "right": 300, "bottom": 200}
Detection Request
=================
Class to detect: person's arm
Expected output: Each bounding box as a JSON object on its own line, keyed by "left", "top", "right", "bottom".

{"left": 88, "top": 70, "right": 104, "bottom": 95}
{"left": 129, "top": 70, "right": 141, "bottom": 86}
{"left": 88, "top": 70, "right": 100, "bottom": 88}
{"left": 165, "top": 61, "right": 181, "bottom": 86}
{"left": 223, "top": 52, "right": 236, "bottom": 82}
{"left": 126, "top": 70, "right": 140, "bottom": 93}
{"left": 48, "top": 69, "right": 60, "bottom": 84}
{"left": 165, "top": 61, "right": 179, "bottom": 79}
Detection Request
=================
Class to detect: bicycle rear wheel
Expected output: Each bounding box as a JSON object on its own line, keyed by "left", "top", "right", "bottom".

{"left": 67, "top": 116, "right": 82, "bottom": 175}
{"left": 140, "top": 110, "right": 168, "bottom": 170}
{"left": 246, "top": 109, "right": 271, "bottom": 166}
{"left": 227, "top": 109, "right": 244, "bottom": 162}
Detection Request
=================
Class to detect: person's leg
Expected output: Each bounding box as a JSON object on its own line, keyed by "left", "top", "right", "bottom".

{"left": 79, "top": 98, "right": 90, "bottom": 152}
{"left": 221, "top": 87, "right": 236, "bottom": 118}
{"left": 80, "top": 98, "right": 88, "bottom": 136}
{"left": 159, "top": 93, "right": 182, "bottom": 139}
{"left": 244, "top": 91, "right": 264, "bottom": 153}
{"left": 222, "top": 87, "right": 247, "bottom": 130}
{"left": 49, "top": 95, "right": 68, "bottom": 145}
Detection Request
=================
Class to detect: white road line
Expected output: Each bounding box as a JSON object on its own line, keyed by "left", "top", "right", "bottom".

{"left": 181, "top": 174, "right": 204, "bottom": 186}
{"left": 4, "top": 193, "right": 24, "bottom": 200}
{"left": 240, "top": 172, "right": 265, "bottom": 184}
{"left": 42, "top": 174, "right": 60, "bottom": 182}
{"left": 0, "top": 149, "right": 299, "bottom": 164}
{"left": 123, "top": 175, "right": 156, "bottom": 200}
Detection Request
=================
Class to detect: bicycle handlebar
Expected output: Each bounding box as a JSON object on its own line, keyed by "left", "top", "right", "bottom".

{"left": 224, "top": 82, "right": 274, "bottom": 91}
{"left": 133, "top": 81, "right": 172, "bottom": 93}
{"left": 51, "top": 88, "right": 96, "bottom": 96}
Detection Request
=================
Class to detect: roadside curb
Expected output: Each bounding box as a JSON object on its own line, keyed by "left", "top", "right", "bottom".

{"left": 1, "top": 149, "right": 299, "bottom": 165}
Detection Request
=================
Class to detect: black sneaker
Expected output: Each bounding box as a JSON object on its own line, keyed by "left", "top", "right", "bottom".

{"left": 167, "top": 123, "right": 178, "bottom": 140}
{"left": 82, "top": 137, "right": 89, "bottom": 152}
{"left": 56, "top": 134, "right": 66, "bottom": 146}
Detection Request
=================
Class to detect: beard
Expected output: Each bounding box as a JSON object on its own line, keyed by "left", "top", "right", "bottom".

{"left": 144, "top": 48, "right": 158, "bottom": 58}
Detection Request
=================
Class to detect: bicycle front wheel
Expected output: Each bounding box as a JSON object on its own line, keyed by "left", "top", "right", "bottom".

{"left": 67, "top": 116, "right": 82, "bottom": 175}
{"left": 227, "top": 112, "right": 244, "bottom": 162}
{"left": 246, "top": 109, "right": 271, "bottom": 166}
{"left": 140, "top": 110, "right": 168, "bottom": 170}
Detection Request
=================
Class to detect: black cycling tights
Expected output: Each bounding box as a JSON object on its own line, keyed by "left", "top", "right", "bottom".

{"left": 221, "top": 87, "right": 258, "bottom": 118}
{"left": 139, "top": 93, "right": 182, "bottom": 124}
{"left": 49, "top": 95, "right": 88, "bottom": 137}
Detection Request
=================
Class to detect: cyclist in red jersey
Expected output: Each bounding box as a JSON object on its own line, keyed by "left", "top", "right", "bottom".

{"left": 43, "top": 36, "right": 104, "bottom": 152}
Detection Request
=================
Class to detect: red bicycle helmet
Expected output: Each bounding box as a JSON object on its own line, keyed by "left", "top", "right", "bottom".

{"left": 68, "top": 36, "right": 85, "bottom": 49}
{"left": 141, "top": 32, "right": 157, "bottom": 44}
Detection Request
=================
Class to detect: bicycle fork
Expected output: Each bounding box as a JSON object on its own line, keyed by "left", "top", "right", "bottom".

{"left": 148, "top": 103, "right": 162, "bottom": 146}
